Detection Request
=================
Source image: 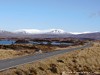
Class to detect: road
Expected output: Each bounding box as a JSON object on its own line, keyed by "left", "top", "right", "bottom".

{"left": 0, "top": 43, "right": 92, "bottom": 71}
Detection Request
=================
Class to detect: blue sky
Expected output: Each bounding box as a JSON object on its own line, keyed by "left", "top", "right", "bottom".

{"left": 0, "top": 0, "right": 100, "bottom": 32}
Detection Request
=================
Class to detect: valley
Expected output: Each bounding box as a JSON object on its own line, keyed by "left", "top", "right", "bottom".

{"left": 0, "top": 29, "right": 99, "bottom": 75}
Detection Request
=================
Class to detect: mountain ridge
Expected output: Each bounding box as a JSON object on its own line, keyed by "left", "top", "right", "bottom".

{"left": 0, "top": 29, "right": 98, "bottom": 34}
{"left": 0, "top": 29, "right": 100, "bottom": 39}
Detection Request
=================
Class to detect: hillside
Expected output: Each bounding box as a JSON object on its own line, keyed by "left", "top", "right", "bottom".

{"left": 0, "top": 42, "right": 100, "bottom": 75}
{"left": 74, "top": 32, "right": 100, "bottom": 40}
{"left": 1, "top": 29, "right": 100, "bottom": 39}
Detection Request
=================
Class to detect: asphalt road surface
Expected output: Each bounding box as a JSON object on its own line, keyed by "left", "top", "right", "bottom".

{"left": 0, "top": 43, "right": 92, "bottom": 71}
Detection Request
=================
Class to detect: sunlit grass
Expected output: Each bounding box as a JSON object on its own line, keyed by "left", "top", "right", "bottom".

{"left": 0, "top": 42, "right": 100, "bottom": 75}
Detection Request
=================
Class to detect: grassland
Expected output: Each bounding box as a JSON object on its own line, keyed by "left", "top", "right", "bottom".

{"left": 0, "top": 44, "right": 57, "bottom": 60}
{"left": 0, "top": 44, "right": 82, "bottom": 60}
{"left": 0, "top": 42, "right": 100, "bottom": 75}
{"left": 0, "top": 44, "right": 76, "bottom": 60}
{"left": 0, "top": 38, "right": 84, "bottom": 60}
{"left": 0, "top": 49, "right": 35, "bottom": 60}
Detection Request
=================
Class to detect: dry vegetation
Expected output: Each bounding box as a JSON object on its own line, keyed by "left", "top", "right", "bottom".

{"left": 0, "top": 38, "right": 85, "bottom": 60}
{"left": 0, "top": 42, "right": 100, "bottom": 75}
{"left": 0, "top": 49, "right": 35, "bottom": 60}
{"left": 0, "top": 44, "right": 57, "bottom": 60}
{"left": 0, "top": 44, "right": 81, "bottom": 60}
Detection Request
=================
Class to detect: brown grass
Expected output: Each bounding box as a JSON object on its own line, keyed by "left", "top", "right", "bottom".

{"left": 0, "top": 44, "right": 57, "bottom": 60}
{"left": 0, "top": 44, "right": 79, "bottom": 60}
{"left": 0, "top": 42, "right": 100, "bottom": 75}
{"left": 0, "top": 49, "right": 35, "bottom": 60}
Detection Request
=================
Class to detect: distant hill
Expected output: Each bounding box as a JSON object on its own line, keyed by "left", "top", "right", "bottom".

{"left": 73, "top": 32, "right": 100, "bottom": 40}
{"left": 0, "top": 29, "right": 73, "bottom": 39}
{"left": 0, "top": 29, "right": 100, "bottom": 40}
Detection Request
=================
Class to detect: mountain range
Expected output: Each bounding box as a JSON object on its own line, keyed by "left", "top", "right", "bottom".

{"left": 0, "top": 29, "right": 100, "bottom": 39}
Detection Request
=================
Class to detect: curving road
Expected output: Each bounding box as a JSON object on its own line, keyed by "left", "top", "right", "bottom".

{"left": 0, "top": 43, "right": 92, "bottom": 71}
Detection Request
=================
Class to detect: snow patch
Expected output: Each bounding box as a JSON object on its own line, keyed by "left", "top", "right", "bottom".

{"left": 15, "top": 29, "right": 65, "bottom": 34}
{"left": 70, "top": 31, "right": 98, "bottom": 35}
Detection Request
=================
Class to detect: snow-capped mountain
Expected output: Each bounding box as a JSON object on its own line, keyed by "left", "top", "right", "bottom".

{"left": 69, "top": 31, "right": 99, "bottom": 35}
{"left": 0, "top": 29, "right": 12, "bottom": 34}
{"left": 48, "top": 29, "right": 65, "bottom": 34}
{"left": 2, "top": 28, "right": 97, "bottom": 35}
{"left": 0, "top": 29, "right": 100, "bottom": 39}
{"left": 0, "top": 29, "right": 8, "bottom": 33}
{"left": 16, "top": 29, "right": 98, "bottom": 35}
{"left": 15, "top": 29, "right": 66, "bottom": 34}
{"left": 0, "top": 29, "right": 15, "bottom": 38}
{"left": 15, "top": 29, "right": 41, "bottom": 34}
{"left": 0, "top": 29, "right": 72, "bottom": 38}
